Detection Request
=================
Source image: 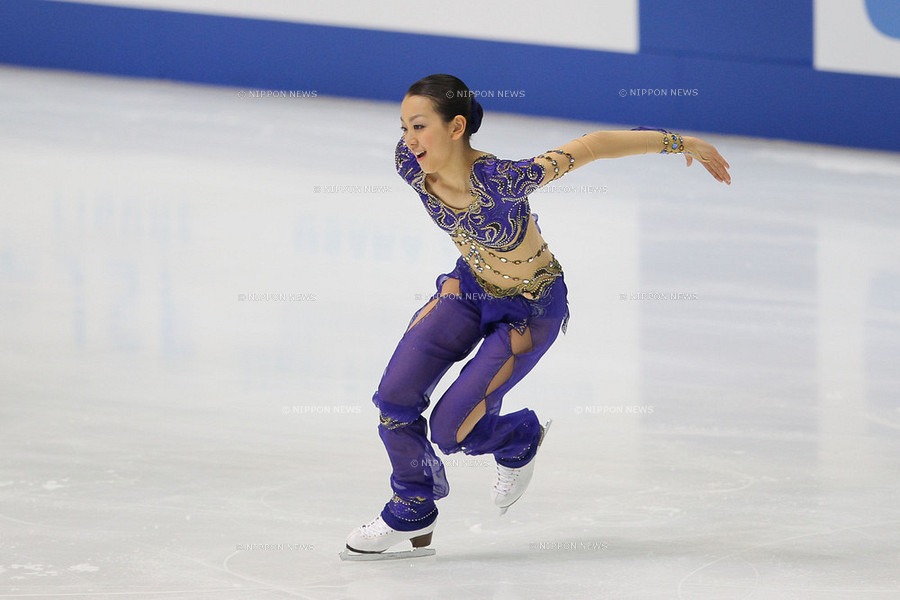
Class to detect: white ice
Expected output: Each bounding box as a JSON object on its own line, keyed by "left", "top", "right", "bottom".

{"left": 1, "top": 65, "right": 899, "bottom": 599}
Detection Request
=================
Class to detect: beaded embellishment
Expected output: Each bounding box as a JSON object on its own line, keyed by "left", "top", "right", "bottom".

{"left": 396, "top": 139, "right": 541, "bottom": 252}
{"left": 395, "top": 138, "right": 565, "bottom": 299}
{"left": 661, "top": 132, "right": 685, "bottom": 154}
{"left": 535, "top": 149, "right": 575, "bottom": 180}
{"left": 379, "top": 412, "right": 412, "bottom": 430}
{"left": 469, "top": 259, "right": 564, "bottom": 300}
{"left": 453, "top": 229, "right": 561, "bottom": 299}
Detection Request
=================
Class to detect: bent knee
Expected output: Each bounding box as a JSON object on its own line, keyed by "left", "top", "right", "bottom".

{"left": 430, "top": 399, "right": 488, "bottom": 452}
{"left": 373, "top": 391, "right": 425, "bottom": 426}
{"left": 429, "top": 409, "right": 461, "bottom": 454}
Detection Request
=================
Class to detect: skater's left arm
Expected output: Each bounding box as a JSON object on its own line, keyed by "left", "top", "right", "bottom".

{"left": 531, "top": 130, "right": 732, "bottom": 186}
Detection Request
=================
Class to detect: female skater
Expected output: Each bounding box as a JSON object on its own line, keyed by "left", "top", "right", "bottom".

{"left": 344, "top": 74, "right": 731, "bottom": 556}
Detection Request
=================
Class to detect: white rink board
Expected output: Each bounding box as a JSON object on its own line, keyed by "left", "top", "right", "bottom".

{"left": 815, "top": 0, "right": 900, "bottom": 78}
{"left": 50, "top": 0, "right": 639, "bottom": 53}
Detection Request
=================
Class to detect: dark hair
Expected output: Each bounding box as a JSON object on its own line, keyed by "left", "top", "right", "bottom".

{"left": 406, "top": 74, "right": 483, "bottom": 140}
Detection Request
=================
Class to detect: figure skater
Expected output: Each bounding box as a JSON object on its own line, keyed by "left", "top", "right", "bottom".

{"left": 343, "top": 74, "right": 730, "bottom": 558}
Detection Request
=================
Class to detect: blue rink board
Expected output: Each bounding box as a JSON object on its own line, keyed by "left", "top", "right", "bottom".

{"left": 0, "top": 0, "right": 897, "bottom": 151}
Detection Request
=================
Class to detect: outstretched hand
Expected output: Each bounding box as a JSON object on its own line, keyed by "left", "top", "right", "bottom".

{"left": 683, "top": 137, "right": 731, "bottom": 185}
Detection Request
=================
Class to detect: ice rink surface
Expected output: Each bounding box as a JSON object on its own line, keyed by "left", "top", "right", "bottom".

{"left": 1, "top": 65, "right": 899, "bottom": 599}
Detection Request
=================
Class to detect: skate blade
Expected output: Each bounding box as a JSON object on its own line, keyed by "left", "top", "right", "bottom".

{"left": 339, "top": 548, "right": 436, "bottom": 561}
{"left": 540, "top": 419, "right": 552, "bottom": 446}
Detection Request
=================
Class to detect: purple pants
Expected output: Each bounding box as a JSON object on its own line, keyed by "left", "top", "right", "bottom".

{"left": 373, "top": 257, "right": 568, "bottom": 530}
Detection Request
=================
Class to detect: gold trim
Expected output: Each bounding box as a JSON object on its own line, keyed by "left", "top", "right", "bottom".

{"left": 469, "top": 258, "right": 563, "bottom": 300}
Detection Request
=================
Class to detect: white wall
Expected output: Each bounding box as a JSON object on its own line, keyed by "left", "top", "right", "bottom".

{"left": 53, "top": 0, "right": 639, "bottom": 53}
{"left": 815, "top": 0, "right": 900, "bottom": 78}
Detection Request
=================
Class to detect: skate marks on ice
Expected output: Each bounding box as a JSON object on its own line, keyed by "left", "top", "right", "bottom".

{"left": 0, "top": 562, "right": 101, "bottom": 589}
{"left": 220, "top": 548, "right": 326, "bottom": 600}
{"left": 1, "top": 482, "right": 330, "bottom": 598}
{"left": 676, "top": 519, "right": 900, "bottom": 599}
{"left": 1, "top": 536, "right": 301, "bottom": 599}
{"left": 564, "top": 463, "right": 759, "bottom": 530}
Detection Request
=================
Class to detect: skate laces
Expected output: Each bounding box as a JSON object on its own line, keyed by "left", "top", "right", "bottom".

{"left": 492, "top": 464, "right": 520, "bottom": 497}
{"left": 360, "top": 516, "right": 393, "bottom": 539}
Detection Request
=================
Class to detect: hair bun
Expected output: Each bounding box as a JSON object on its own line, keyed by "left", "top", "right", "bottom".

{"left": 469, "top": 98, "right": 484, "bottom": 134}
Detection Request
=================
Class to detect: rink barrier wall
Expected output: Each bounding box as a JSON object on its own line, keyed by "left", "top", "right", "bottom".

{"left": 0, "top": 0, "right": 898, "bottom": 151}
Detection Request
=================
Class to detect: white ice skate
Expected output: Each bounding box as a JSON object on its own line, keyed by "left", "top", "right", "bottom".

{"left": 492, "top": 420, "right": 551, "bottom": 515}
{"left": 339, "top": 515, "right": 436, "bottom": 561}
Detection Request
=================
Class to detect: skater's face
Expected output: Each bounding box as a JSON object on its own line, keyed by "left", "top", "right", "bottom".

{"left": 400, "top": 94, "right": 466, "bottom": 174}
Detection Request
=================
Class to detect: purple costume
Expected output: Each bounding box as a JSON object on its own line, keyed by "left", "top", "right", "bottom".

{"left": 374, "top": 139, "right": 570, "bottom": 531}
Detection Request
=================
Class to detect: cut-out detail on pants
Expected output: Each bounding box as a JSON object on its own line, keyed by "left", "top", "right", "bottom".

{"left": 406, "top": 278, "right": 461, "bottom": 332}
{"left": 372, "top": 259, "right": 568, "bottom": 502}
{"left": 456, "top": 325, "right": 535, "bottom": 443}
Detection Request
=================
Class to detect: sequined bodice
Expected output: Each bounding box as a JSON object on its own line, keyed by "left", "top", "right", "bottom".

{"left": 395, "top": 138, "right": 564, "bottom": 299}
{"left": 395, "top": 139, "right": 544, "bottom": 252}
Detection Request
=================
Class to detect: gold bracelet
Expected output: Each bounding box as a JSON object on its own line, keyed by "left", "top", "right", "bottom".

{"left": 661, "top": 131, "right": 685, "bottom": 154}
